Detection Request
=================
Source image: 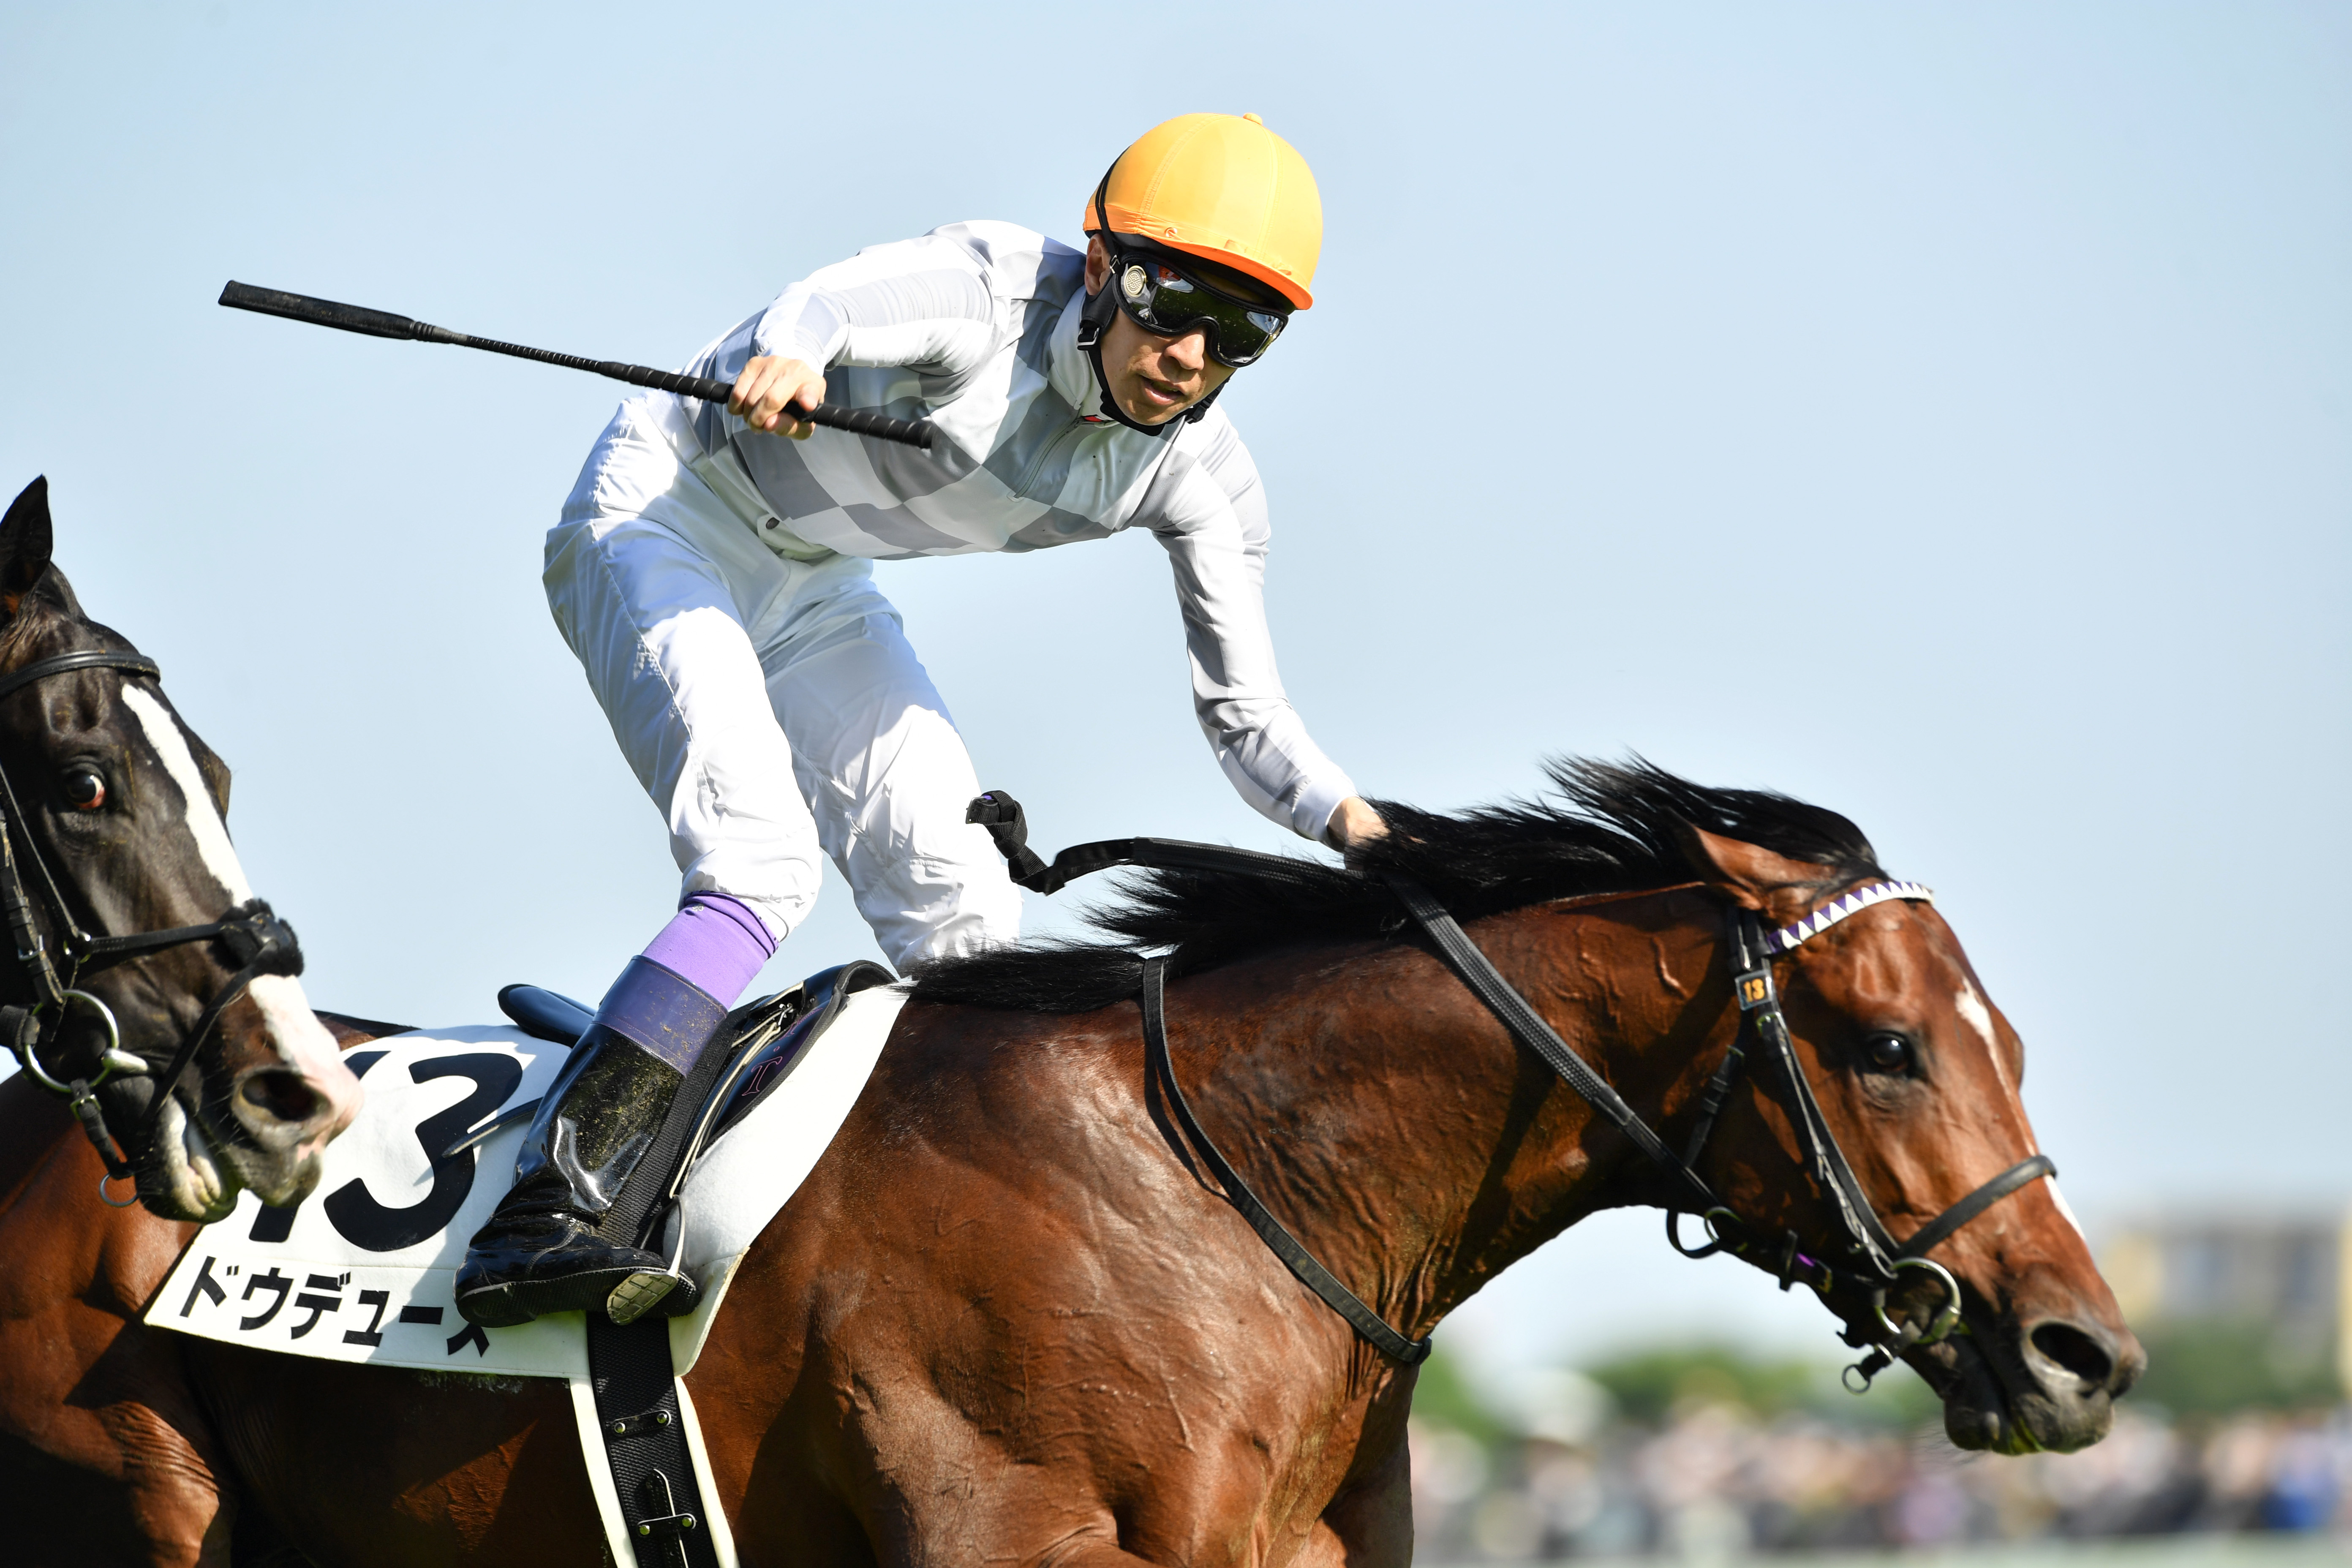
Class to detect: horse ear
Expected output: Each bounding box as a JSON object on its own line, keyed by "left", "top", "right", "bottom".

{"left": 1671, "top": 819, "right": 1844, "bottom": 914}
{"left": 0, "top": 476, "right": 55, "bottom": 615}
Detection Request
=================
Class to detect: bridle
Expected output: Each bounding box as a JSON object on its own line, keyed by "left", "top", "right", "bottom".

{"left": 969, "top": 796, "right": 2055, "bottom": 1386}
{"left": 0, "top": 646, "right": 305, "bottom": 1205}
{"left": 1653, "top": 887, "right": 2054, "bottom": 1390}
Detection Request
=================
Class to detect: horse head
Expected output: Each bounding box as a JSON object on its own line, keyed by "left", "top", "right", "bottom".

{"left": 1669, "top": 820, "right": 2142, "bottom": 1455}
{"left": 1282, "top": 760, "right": 2140, "bottom": 1457}
{"left": 0, "top": 477, "right": 361, "bottom": 1220}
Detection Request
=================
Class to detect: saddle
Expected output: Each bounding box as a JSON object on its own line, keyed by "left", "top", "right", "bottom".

{"left": 156, "top": 958, "right": 908, "bottom": 1384}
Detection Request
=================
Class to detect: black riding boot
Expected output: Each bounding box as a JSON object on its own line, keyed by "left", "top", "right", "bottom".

{"left": 454, "top": 957, "right": 727, "bottom": 1328}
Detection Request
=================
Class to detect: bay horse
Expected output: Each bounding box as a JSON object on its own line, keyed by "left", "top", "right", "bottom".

{"left": 172, "top": 762, "right": 2137, "bottom": 1567}
{"left": 0, "top": 476, "right": 362, "bottom": 1565}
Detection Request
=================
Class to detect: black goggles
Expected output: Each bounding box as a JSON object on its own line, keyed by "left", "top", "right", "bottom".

{"left": 1105, "top": 245, "right": 1290, "bottom": 368}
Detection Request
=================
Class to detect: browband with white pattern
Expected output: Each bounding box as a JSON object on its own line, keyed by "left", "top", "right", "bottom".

{"left": 1765, "top": 880, "right": 1935, "bottom": 954}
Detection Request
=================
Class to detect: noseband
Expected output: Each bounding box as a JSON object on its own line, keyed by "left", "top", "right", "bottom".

{"left": 0, "top": 648, "right": 305, "bottom": 1203}
{"left": 971, "top": 798, "right": 2056, "bottom": 1384}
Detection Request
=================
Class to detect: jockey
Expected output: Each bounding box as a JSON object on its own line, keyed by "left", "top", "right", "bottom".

{"left": 456, "top": 112, "right": 1385, "bottom": 1329}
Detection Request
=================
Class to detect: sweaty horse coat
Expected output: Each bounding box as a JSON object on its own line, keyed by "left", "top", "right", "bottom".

{"left": 156, "top": 763, "right": 2138, "bottom": 1567}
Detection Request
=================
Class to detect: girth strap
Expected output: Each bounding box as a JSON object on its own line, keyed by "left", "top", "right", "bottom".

{"left": 584, "top": 1314, "right": 722, "bottom": 1567}
{"left": 1139, "top": 955, "right": 1430, "bottom": 1366}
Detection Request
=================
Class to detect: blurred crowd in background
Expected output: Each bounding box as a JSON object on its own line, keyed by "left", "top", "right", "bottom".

{"left": 1413, "top": 1213, "right": 2351, "bottom": 1560}
{"left": 1408, "top": 1355, "right": 2346, "bottom": 1561}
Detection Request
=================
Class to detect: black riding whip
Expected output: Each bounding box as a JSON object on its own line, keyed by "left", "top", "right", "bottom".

{"left": 217, "top": 281, "right": 937, "bottom": 450}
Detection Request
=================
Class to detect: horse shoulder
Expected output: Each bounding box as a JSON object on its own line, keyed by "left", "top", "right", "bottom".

{"left": 0, "top": 1078, "right": 234, "bottom": 1566}
{"left": 702, "top": 993, "right": 1418, "bottom": 1566}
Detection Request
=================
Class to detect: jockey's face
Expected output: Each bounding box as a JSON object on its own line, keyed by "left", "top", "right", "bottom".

{"left": 1084, "top": 235, "right": 1237, "bottom": 426}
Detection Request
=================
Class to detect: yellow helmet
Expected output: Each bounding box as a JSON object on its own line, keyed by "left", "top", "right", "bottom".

{"left": 1083, "top": 112, "right": 1322, "bottom": 310}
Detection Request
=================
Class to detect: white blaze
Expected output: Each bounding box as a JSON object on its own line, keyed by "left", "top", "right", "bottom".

{"left": 2047, "top": 1179, "right": 2088, "bottom": 1244}
{"left": 121, "top": 686, "right": 337, "bottom": 1072}
{"left": 1954, "top": 979, "right": 2017, "bottom": 1094}
{"left": 1953, "top": 980, "right": 1997, "bottom": 1053}
{"left": 1954, "top": 976, "right": 2042, "bottom": 1160}
{"left": 245, "top": 974, "right": 328, "bottom": 1065}
{"left": 121, "top": 687, "right": 252, "bottom": 904}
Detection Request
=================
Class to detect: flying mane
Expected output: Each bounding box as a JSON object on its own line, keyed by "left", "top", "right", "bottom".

{"left": 912, "top": 758, "right": 1884, "bottom": 1013}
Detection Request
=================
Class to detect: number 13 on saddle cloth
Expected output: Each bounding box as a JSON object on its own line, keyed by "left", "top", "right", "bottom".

{"left": 148, "top": 985, "right": 908, "bottom": 1381}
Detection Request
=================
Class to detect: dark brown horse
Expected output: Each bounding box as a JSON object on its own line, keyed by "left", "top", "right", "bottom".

{"left": 11, "top": 670, "right": 2139, "bottom": 1560}
{"left": 0, "top": 477, "right": 362, "bottom": 1565}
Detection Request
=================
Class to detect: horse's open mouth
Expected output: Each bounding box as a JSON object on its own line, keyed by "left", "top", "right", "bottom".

{"left": 134, "top": 985, "right": 361, "bottom": 1222}
{"left": 142, "top": 1089, "right": 241, "bottom": 1222}
{"left": 142, "top": 1081, "right": 332, "bottom": 1223}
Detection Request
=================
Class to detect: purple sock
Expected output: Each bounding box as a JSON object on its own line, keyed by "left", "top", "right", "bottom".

{"left": 639, "top": 892, "right": 778, "bottom": 1008}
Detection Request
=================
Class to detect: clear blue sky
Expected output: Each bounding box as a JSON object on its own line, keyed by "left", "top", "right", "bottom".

{"left": 3, "top": 3, "right": 2344, "bottom": 1370}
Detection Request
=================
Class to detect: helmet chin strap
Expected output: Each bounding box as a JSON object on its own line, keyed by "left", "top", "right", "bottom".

{"left": 1076, "top": 279, "right": 1174, "bottom": 437}
{"left": 1176, "top": 376, "right": 1227, "bottom": 425}
{"left": 1079, "top": 199, "right": 1228, "bottom": 436}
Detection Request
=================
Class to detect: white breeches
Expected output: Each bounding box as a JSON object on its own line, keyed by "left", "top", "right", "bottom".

{"left": 545, "top": 401, "right": 1023, "bottom": 972}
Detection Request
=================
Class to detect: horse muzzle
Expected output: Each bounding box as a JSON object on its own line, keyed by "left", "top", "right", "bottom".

{"left": 215, "top": 977, "right": 363, "bottom": 1200}
{"left": 1918, "top": 1306, "right": 2145, "bottom": 1454}
{"left": 147, "top": 976, "right": 362, "bottom": 1217}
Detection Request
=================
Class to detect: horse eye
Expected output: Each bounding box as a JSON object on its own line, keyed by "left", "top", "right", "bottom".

{"left": 1862, "top": 1033, "right": 1913, "bottom": 1073}
{"left": 63, "top": 770, "right": 106, "bottom": 811}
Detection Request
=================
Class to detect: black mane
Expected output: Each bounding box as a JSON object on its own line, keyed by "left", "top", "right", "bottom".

{"left": 911, "top": 759, "right": 1884, "bottom": 1013}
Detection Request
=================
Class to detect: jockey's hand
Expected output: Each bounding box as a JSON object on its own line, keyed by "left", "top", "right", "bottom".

{"left": 1328, "top": 796, "right": 1388, "bottom": 869}
{"left": 731, "top": 357, "right": 826, "bottom": 439}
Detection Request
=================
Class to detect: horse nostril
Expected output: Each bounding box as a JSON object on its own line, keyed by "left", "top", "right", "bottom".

{"left": 2030, "top": 1321, "right": 2117, "bottom": 1390}
{"left": 239, "top": 1069, "right": 322, "bottom": 1126}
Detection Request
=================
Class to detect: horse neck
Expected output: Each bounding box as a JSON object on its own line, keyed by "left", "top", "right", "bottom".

{"left": 1178, "top": 884, "right": 1730, "bottom": 1342}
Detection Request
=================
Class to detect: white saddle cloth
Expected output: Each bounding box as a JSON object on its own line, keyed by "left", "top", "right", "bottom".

{"left": 147, "top": 984, "right": 909, "bottom": 1381}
